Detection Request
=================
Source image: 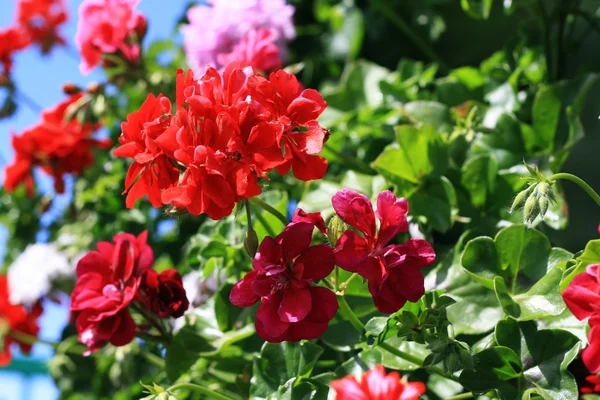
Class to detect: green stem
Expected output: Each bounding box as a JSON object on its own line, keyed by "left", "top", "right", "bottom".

{"left": 378, "top": 342, "right": 424, "bottom": 367}
{"left": 140, "top": 351, "right": 166, "bottom": 368}
{"left": 167, "top": 383, "right": 233, "bottom": 400}
{"left": 323, "top": 143, "right": 376, "bottom": 175}
{"left": 549, "top": 173, "right": 600, "bottom": 207}
{"left": 133, "top": 303, "right": 171, "bottom": 342}
{"left": 337, "top": 295, "right": 365, "bottom": 333}
{"left": 252, "top": 204, "right": 277, "bottom": 237}
{"left": 9, "top": 330, "right": 59, "bottom": 348}
{"left": 249, "top": 197, "right": 289, "bottom": 226}
{"left": 339, "top": 272, "right": 359, "bottom": 293}
{"left": 445, "top": 393, "right": 475, "bottom": 400}
{"left": 371, "top": 0, "right": 448, "bottom": 71}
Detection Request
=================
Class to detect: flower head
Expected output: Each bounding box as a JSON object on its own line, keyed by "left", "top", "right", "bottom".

{"left": 8, "top": 243, "right": 71, "bottom": 306}
{"left": 4, "top": 93, "right": 111, "bottom": 196}
{"left": 0, "top": 275, "right": 42, "bottom": 366}
{"left": 71, "top": 231, "right": 153, "bottom": 354}
{"left": 75, "top": 0, "right": 145, "bottom": 74}
{"left": 181, "top": 0, "right": 295, "bottom": 73}
{"left": 331, "top": 365, "right": 426, "bottom": 400}
{"left": 139, "top": 269, "right": 189, "bottom": 319}
{"left": 0, "top": 27, "right": 30, "bottom": 78}
{"left": 332, "top": 190, "right": 436, "bottom": 313}
{"left": 16, "top": 0, "right": 68, "bottom": 54}
{"left": 230, "top": 215, "right": 337, "bottom": 342}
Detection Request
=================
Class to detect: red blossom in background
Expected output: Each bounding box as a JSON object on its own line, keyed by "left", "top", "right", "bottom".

{"left": 115, "top": 63, "right": 329, "bottom": 220}
{"left": 3, "top": 93, "right": 111, "bottom": 196}
{"left": 332, "top": 189, "right": 436, "bottom": 314}
{"left": 0, "top": 27, "right": 30, "bottom": 78}
{"left": 0, "top": 275, "right": 42, "bottom": 366}
{"left": 70, "top": 232, "right": 153, "bottom": 355}
{"left": 563, "top": 264, "right": 600, "bottom": 373}
{"left": 16, "top": 0, "right": 68, "bottom": 54}
{"left": 139, "top": 269, "right": 189, "bottom": 319}
{"left": 217, "top": 28, "right": 282, "bottom": 73}
{"left": 581, "top": 375, "right": 600, "bottom": 394}
{"left": 331, "top": 365, "right": 426, "bottom": 400}
{"left": 75, "top": 0, "right": 145, "bottom": 74}
{"left": 229, "top": 215, "right": 337, "bottom": 342}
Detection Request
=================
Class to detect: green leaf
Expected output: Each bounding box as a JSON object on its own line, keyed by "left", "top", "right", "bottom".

{"left": 447, "top": 280, "right": 504, "bottom": 335}
{"left": 335, "top": 349, "right": 382, "bottom": 377}
{"left": 410, "top": 176, "right": 457, "bottom": 232}
{"left": 403, "top": 101, "right": 453, "bottom": 133}
{"left": 494, "top": 276, "right": 521, "bottom": 318}
{"left": 531, "top": 85, "right": 561, "bottom": 152}
{"left": 461, "top": 0, "right": 494, "bottom": 20}
{"left": 461, "top": 154, "right": 498, "bottom": 208}
{"left": 251, "top": 342, "right": 324, "bottom": 398}
{"left": 214, "top": 283, "right": 244, "bottom": 332}
{"left": 377, "top": 337, "right": 430, "bottom": 371}
{"left": 373, "top": 125, "right": 448, "bottom": 185}
{"left": 164, "top": 325, "right": 215, "bottom": 382}
{"left": 459, "top": 346, "right": 522, "bottom": 395}
{"left": 494, "top": 320, "right": 581, "bottom": 400}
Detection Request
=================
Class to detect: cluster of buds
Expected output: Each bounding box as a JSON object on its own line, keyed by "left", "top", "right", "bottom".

{"left": 510, "top": 163, "right": 558, "bottom": 225}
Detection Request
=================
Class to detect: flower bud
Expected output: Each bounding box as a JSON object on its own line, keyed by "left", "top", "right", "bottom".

{"left": 536, "top": 182, "right": 549, "bottom": 198}
{"left": 62, "top": 83, "right": 81, "bottom": 95}
{"left": 510, "top": 185, "right": 534, "bottom": 214}
{"left": 538, "top": 196, "right": 549, "bottom": 219}
{"left": 327, "top": 215, "right": 348, "bottom": 245}
{"left": 244, "top": 228, "right": 259, "bottom": 258}
{"left": 444, "top": 351, "right": 461, "bottom": 373}
{"left": 134, "top": 15, "right": 148, "bottom": 40}
{"left": 523, "top": 194, "right": 539, "bottom": 224}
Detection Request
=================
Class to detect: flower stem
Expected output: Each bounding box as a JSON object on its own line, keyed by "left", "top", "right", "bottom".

{"left": 378, "top": 342, "right": 423, "bottom": 366}
{"left": 445, "top": 393, "right": 475, "bottom": 400}
{"left": 337, "top": 295, "right": 365, "bottom": 333}
{"left": 9, "top": 330, "right": 59, "bottom": 348}
{"left": 140, "top": 350, "right": 165, "bottom": 368}
{"left": 249, "top": 197, "right": 289, "bottom": 226}
{"left": 133, "top": 303, "right": 171, "bottom": 342}
{"left": 339, "top": 272, "right": 359, "bottom": 293}
{"left": 167, "top": 383, "right": 233, "bottom": 400}
{"left": 549, "top": 173, "right": 600, "bottom": 207}
{"left": 371, "top": 0, "right": 448, "bottom": 71}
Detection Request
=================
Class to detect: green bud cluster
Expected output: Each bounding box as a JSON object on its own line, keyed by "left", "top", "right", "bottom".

{"left": 327, "top": 215, "right": 348, "bottom": 245}
{"left": 509, "top": 163, "right": 558, "bottom": 225}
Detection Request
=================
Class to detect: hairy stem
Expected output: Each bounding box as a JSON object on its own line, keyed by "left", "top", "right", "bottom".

{"left": 549, "top": 173, "right": 600, "bottom": 207}
{"left": 167, "top": 383, "right": 233, "bottom": 400}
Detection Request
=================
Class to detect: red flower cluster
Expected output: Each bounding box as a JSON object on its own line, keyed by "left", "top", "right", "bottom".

{"left": 0, "top": 0, "right": 67, "bottom": 77}
{"left": 331, "top": 365, "right": 426, "bottom": 400}
{"left": 0, "top": 275, "right": 42, "bottom": 366}
{"left": 70, "top": 231, "right": 188, "bottom": 354}
{"left": 563, "top": 264, "right": 600, "bottom": 373}
{"left": 4, "top": 93, "right": 112, "bottom": 196}
{"left": 581, "top": 375, "right": 600, "bottom": 394}
{"left": 332, "top": 190, "right": 436, "bottom": 314}
{"left": 230, "top": 212, "right": 337, "bottom": 342}
{"left": 115, "top": 62, "right": 329, "bottom": 219}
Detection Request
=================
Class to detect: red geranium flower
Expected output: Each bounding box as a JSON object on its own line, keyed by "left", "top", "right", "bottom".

{"left": 581, "top": 374, "right": 600, "bottom": 394}
{"left": 16, "top": 0, "right": 68, "bottom": 54}
{"left": 113, "top": 93, "right": 179, "bottom": 208}
{"left": 332, "top": 189, "right": 436, "bottom": 314}
{"left": 331, "top": 365, "right": 426, "bottom": 400}
{"left": 0, "top": 275, "right": 42, "bottom": 366}
{"left": 217, "top": 28, "right": 282, "bottom": 73}
{"left": 71, "top": 231, "right": 153, "bottom": 354}
{"left": 562, "top": 264, "right": 600, "bottom": 324}
{"left": 247, "top": 70, "right": 329, "bottom": 181}
{"left": 139, "top": 269, "right": 189, "bottom": 319}
{"left": 229, "top": 216, "right": 337, "bottom": 342}
{"left": 0, "top": 27, "right": 30, "bottom": 78}
{"left": 4, "top": 93, "right": 111, "bottom": 196}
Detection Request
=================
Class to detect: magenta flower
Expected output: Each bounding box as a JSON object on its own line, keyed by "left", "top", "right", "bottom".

{"left": 180, "top": 0, "right": 295, "bottom": 73}
{"left": 332, "top": 189, "right": 436, "bottom": 314}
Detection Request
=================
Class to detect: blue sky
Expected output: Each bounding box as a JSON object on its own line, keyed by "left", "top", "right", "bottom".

{"left": 0, "top": 1, "right": 185, "bottom": 398}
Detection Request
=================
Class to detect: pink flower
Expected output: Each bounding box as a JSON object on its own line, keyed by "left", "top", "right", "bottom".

{"left": 75, "top": 0, "right": 145, "bottom": 74}
{"left": 181, "top": 0, "right": 295, "bottom": 73}
{"left": 70, "top": 231, "right": 153, "bottom": 354}
{"left": 331, "top": 365, "right": 426, "bottom": 400}
{"left": 229, "top": 216, "right": 337, "bottom": 342}
{"left": 332, "top": 190, "right": 436, "bottom": 314}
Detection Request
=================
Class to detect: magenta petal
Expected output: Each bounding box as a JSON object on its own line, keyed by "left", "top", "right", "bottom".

{"left": 277, "top": 222, "right": 314, "bottom": 262}
{"left": 257, "top": 301, "right": 291, "bottom": 338}
{"left": 253, "top": 236, "right": 282, "bottom": 272}
{"left": 305, "top": 286, "right": 338, "bottom": 322}
{"left": 332, "top": 189, "right": 376, "bottom": 238}
{"left": 230, "top": 270, "right": 260, "bottom": 307}
{"left": 383, "top": 239, "right": 436, "bottom": 270}
{"left": 335, "top": 230, "right": 371, "bottom": 273}
{"left": 278, "top": 286, "right": 312, "bottom": 323}
{"left": 108, "top": 310, "right": 136, "bottom": 347}
{"left": 294, "top": 244, "right": 335, "bottom": 281}
{"left": 584, "top": 325, "right": 600, "bottom": 373}
{"left": 285, "top": 319, "right": 329, "bottom": 341}
{"left": 375, "top": 190, "right": 409, "bottom": 246}
{"left": 76, "top": 251, "right": 111, "bottom": 277}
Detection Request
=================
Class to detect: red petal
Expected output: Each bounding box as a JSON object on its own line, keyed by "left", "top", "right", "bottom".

{"left": 278, "top": 286, "right": 312, "bottom": 323}
{"left": 375, "top": 190, "right": 409, "bottom": 246}
{"left": 563, "top": 268, "right": 600, "bottom": 321}
{"left": 584, "top": 325, "right": 600, "bottom": 373}
{"left": 335, "top": 230, "right": 371, "bottom": 273}
{"left": 332, "top": 189, "right": 377, "bottom": 239}
{"left": 293, "top": 244, "right": 335, "bottom": 281}
{"left": 256, "top": 300, "right": 290, "bottom": 339}
{"left": 305, "top": 286, "right": 338, "bottom": 322}
{"left": 108, "top": 310, "right": 136, "bottom": 347}
{"left": 230, "top": 270, "right": 260, "bottom": 307}
{"left": 277, "top": 222, "right": 314, "bottom": 262}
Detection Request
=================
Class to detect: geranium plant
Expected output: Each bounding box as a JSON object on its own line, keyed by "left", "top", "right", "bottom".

{"left": 3, "top": 1, "right": 600, "bottom": 399}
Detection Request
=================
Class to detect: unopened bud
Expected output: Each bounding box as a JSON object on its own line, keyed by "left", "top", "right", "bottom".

{"left": 538, "top": 196, "right": 549, "bottom": 219}
{"left": 62, "top": 83, "right": 81, "bottom": 95}
{"left": 327, "top": 215, "right": 348, "bottom": 245}
{"left": 536, "top": 182, "right": 549, "bottom": 198}
{"left": 524, "top": 195, "right": 538, "bottom": 224}
{"left": 134, "top": 15, "right": 148, "bottom": 40}
{"left": 86, "top": 82, "right": 101, "bottom": 95}
{"left": 244, "top": 228, "right": 259, "bottom": 258}
{"left": 510, "top": 185, "right": 533, "bottom": 214}
{"left": 458, "top": 348, "right": 474, "bottom": 370}
{"left": 444, "top": 351, "right": 461, "bottom": 373}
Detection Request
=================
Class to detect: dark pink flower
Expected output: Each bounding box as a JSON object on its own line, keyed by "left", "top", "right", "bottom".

{"left": 70, "top": 231, "right": 153, "bottom": 354}
{"left": 229, "top": 216, "right": 337, "bottom": 342}
{"left": 331, "top": 364, "right": 426, "bottom": 400}
{"left": 139, "top": 269, "right": 189, "bottom": 319}
{"left": 217, "top": 28, "right": 282, "bottom": 73}
{"left": 332, "top": 189, "right": 435, "bottom": 314}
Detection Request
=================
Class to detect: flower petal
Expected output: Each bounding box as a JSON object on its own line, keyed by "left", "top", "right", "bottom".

{"left": 294, "top": 244, "right": 335, "bottom": 281}
{"left": 278, "top": 286, "right": 312, "bottom": 323}
{"left": 256, "top": 299, "right": 290, "bottom": 339}
{"left": 375, "top": 190, "right": 409, "bottom": 246}
{"left": 332, "top": 189, "right": 376, "bottom": 239}
{"left": 230, "top": 270, "right": 260, "bottom": 307}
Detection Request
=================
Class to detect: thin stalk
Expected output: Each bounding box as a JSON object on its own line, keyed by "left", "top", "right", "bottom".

{"left": 140, "top": 350, "right": 166, "bottom": 368}
{"left": 133, "top": 303, "right": 171, "bottom": 342}
{"left": 251, "top": 204, "right": 277, "bottom": 237}
{"left": 339, "top": 272, "right": 359, "bottom": 293}
{"left": 249, "top": 197, "right": 289, "bottom": 226}
{"left": 446, "top": 393, "right": 475, "bottom": 400}
{"left": 167, "top": 383, "right": 233, "bottom": 400}
{"left": 549, "top": 173, "right": 600, "bottom": 207}
{"left": 9, "top": 330, "right": 58, "bottom": 348}
{"left": 337, "top": 295, "right": 365, "bottom": 333}
{"left": 371, "top": 0, "right": 448, "bottom": 71}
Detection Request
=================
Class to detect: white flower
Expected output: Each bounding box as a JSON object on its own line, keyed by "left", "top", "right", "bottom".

{"left": 8, "top": 243, "right": 72, "bottom": 305}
